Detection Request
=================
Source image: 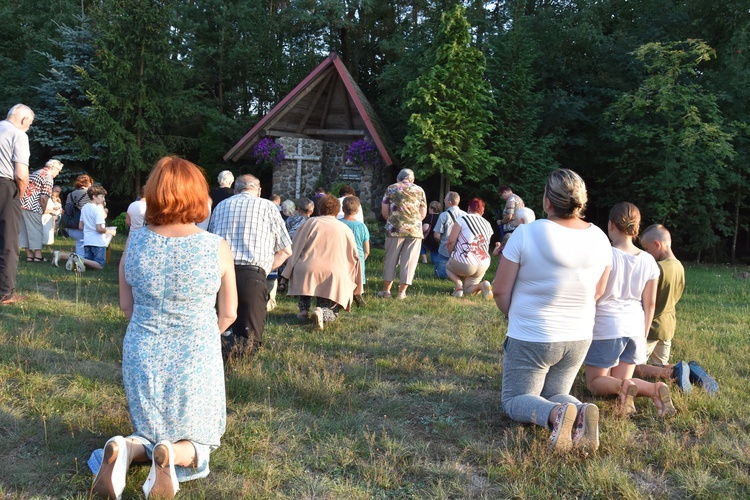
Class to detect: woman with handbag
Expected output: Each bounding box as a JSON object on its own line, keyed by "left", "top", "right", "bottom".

{"left": 63, "top": 174, "right": 94, "bottom": 255}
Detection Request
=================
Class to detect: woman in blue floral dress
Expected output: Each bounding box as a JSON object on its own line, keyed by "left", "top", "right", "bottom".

{"left": 92, "top": 157, "right": 237, "bottom": 499}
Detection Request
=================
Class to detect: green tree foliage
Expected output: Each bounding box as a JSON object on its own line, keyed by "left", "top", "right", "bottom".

{"left": 606, "top": 40, "right": 736, "bottom": 256}
{"left": 33, "top": 15, "right": 96, "bottom": 168}
{"left": 73, "top": 0, "right": 201, "bottom": 195}
{"left": 401, "top": 4, "right": 498, "bottom": 190}
{"left": 486, "top": 16, "right": 557, "bottom": 215}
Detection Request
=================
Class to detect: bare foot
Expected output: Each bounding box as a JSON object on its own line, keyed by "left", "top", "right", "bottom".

{"left": 620, "top": 380, "right": 638, "bottom": 416}
{"left": 654, "top": 382, "right": 677, "bottom": 418}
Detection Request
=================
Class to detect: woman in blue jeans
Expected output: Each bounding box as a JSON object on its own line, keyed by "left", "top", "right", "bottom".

{"left": 493, "top": 169, "right": 612, "bottom": 454}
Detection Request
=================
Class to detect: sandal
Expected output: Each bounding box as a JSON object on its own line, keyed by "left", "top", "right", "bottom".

{"left": 26, "top": 257, "right": 34, "bottom": 262}
{"left": 33, "top": 257, "right": 48, "bottom": 263}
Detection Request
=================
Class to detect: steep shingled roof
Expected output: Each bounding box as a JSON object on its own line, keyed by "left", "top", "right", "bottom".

{"left": 224, "top": 52, "right": 397, "bottom": 166}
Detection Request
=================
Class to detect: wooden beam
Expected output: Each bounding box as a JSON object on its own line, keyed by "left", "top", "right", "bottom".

{"left": 343, "top": 92, "right": 354, "bottom": 130}
{"left": 303, "top": 129, "right": 366, "bottom": 136}
{"left": 319, "top": 76, "right": 337, "bottom": 128}
{"left": 263, "top": 66, "right": 336, "bottom": 134}
{"left": 296, "top": 72, "right": 334, "bottom": 134}
{"left": 265, "top": 130, "right": 310, "bottom": 139}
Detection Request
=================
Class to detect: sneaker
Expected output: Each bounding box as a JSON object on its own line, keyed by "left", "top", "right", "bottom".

{"left": 395, "top": 292, "right": 407, "bottom": 300}
{"left": 297, "top": 310, "right": 309, "bottom": 319}
{"left": 377, "top": 291, "right": 392, "bottom": 298}
{"left": 572, "top": 403, "right": 599, "bottom": 454}
{"left": 310, "top": 307, "right": 324, "bottom": 330}
{"left": 548, "top": 403, "right": 576, "bottom": 453}
{"left": 480, "top": 280, "right": 492, "bottom": 299}
{"left": 52, "top": 250, "right": 60, "bottom": 267}
{"left": 671, "top": 361, "right": 692, "bottom": 394}
{"left": 73, "top": 254, "right": 86, "bottom": 272}
{"left": 687, "top": 361, "right": 719, "bottom": 395}
{"left": 451, "top": 289, "right": 464, "bottom": 298}
{"left": 65, "top": 254, "right": 75, "bottom": 271}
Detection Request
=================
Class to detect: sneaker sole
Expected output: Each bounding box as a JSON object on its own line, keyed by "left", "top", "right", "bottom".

{"left": 549, "top": 403, "right": 577, "bottom": 453}
{"left": 573, "top": 404, "right": 599, "bottom": 454}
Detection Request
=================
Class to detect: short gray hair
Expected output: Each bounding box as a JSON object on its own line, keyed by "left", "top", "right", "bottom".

{"left": 516, "top": 207, "right": 535, "bottom": 224}
{"left": 45, "top": 159, "right": 64, "bottom": 170}
{"left": 7, "top": 104, "right": 34, "bottom": 120}
{"left": 297, "top": 198, "right": 314, "bottom": 213}
{"left": 217, "top": 170, "right": 234, "bottom": 187}
{"left": 234, "top": 174, "right": 260, "bottom": 193}
{"left": 397, "top": 168, "right": 415, "bottom": 182}
{"left": 281, "top": 199, "right": 296, "bottom": 217}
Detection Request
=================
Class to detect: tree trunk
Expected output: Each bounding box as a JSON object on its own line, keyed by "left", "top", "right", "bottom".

{"left": 731, "top": 183, "right": 740, "bottom": 265}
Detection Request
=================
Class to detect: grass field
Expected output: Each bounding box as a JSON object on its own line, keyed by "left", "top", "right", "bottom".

{"left": 1, "top": 234, "right": 749, "bottom": 498}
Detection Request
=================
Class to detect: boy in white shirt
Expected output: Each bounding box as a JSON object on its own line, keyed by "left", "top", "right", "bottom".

{"left": 79, "top": 185, "right": 115, "bottom": 269}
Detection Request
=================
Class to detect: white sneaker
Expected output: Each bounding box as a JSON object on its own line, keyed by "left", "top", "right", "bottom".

{"left": 65, "top": 254, "right": 75, "bottom": 271}
{"left": 451, "top": 289, "right": 464, "bottom": 298}
{"left": 73, "top": 253, "right": 86, "bottom": 272}
{"left": 52, "top": 250, "right": 60, "bottom": 267}
{"left": 310, "top": 307, "right": 324, "bottom": 330}
{"left": 480, "top": 280, "right": 492, "bottom": 299}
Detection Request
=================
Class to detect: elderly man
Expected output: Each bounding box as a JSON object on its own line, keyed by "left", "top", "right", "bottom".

{"left": 497, "top": 185, "right": 525, "bottom": 237}
{"left": 432, "top": 191, "right": 465, "bottom": 280}
{"left": 20, "top": 159, "right": 64, "bottom": 262}
{"left": 378, "top": 168, "right": 427, "bottom": 300}
{"left": 209, "top": 169, "right": 235, "bottom": 208}
{"left": 209, "top": 174, "right": 292, "bottom": 356}
{"left": 0, "top": 104, "right": 34, "bottom": 305}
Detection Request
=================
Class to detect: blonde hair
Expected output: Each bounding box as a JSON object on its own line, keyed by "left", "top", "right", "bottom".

{"left": 545, "top": 169, "right": 587, "bottom": 219}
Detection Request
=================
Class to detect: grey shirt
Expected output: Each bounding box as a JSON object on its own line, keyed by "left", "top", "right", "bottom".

{"left": 0, "top": 120, "right": 30, "bottom": 180}
{"left": 435, "top": 206, "right": 466, "bottom": 257}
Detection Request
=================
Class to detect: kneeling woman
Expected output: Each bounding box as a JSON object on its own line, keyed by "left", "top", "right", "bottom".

{"left": 92, "top": 157, "right": 238, "bottom": 499}
{"left": 282, "top": 194, "right": 363, "bottom": 330}
{"left": 445, "top": 197, "right": 494, "bottom": 298}
{"left": 584, "top": 202, "right": 676, "bottom": 418}
{"left": 493, "top": 169, "right": 611, "bottom": 454}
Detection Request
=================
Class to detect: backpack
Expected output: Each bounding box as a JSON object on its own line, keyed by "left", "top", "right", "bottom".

{"left": 61, "top": 191, "right": 85, "bottom": 229}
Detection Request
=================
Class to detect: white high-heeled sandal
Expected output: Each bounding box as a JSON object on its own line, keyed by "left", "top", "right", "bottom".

{"left": 91, "top": 435, "right": 129, "bottom": 499}
{"left": 142, "top": 441, "right": 180, "bottom": 499}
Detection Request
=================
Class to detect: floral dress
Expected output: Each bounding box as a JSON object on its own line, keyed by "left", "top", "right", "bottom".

{"left": 122, "top": 229, "right": 225, "bottom": 481}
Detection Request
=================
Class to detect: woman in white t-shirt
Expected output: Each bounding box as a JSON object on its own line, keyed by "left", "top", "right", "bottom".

{"left": 584, "top": 202, "right": 676, "bottom": 418}
{"left": 493, "top": 169, "right": 612, "bottom": 455}
{"left": 445, "top": 197, "right": 494, "bottom": 298}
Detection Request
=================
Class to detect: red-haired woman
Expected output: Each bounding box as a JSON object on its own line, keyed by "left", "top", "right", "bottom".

{"left": 445, "top": 197, "right": 494, "bottom": 298}
{"left": 91, "top": 157, "right": 237, "bottom": 499}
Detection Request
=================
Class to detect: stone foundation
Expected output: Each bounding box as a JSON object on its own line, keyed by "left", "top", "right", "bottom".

{"left": 272, "top": 136, "right": 394, "bottom": 215}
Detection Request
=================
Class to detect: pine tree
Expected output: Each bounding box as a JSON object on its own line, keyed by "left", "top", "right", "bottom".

{"left": 33, "top": 15, "right": 97, "bottom": 170}
{"left": 73, "top": 0, "right": 200, "bottom": 195}
{"left": 400, "top": 4, "right": 498, "bottom": 196}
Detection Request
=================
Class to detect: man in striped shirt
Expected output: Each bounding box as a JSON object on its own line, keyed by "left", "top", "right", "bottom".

{"left": 209, "top": 174, "right": 292, "bottom": 356}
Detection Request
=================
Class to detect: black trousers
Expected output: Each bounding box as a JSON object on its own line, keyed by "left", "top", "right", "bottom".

{"left": 0, "top": 178, "right": 21, "bottom": 299}
{"left": 229, "top": 265, "right": 268, "bottom": 350}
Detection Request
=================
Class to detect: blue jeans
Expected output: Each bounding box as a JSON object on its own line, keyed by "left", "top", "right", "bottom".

{"left": 84, "top": 245, "right": 106, "bottom": 267}
{"left": 432, "top": 251, "right": 448, "bottom": 279}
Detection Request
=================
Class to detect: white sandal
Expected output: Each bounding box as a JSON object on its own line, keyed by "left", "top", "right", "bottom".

{"left": 91, "top": 435, "right": 128, "bottom": 499}
{"left": 142, "top": 441, "right": 179, "bottom": 499}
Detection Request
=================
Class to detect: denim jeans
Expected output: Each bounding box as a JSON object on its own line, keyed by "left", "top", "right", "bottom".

{"left": 432, "top": 251, "right": 449, "bottom": 279}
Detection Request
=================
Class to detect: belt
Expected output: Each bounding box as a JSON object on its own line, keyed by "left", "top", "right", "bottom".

{"left": 236, "top": 264, "right": 266, "bottom": 277}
